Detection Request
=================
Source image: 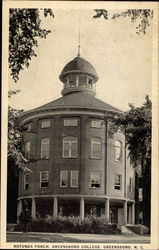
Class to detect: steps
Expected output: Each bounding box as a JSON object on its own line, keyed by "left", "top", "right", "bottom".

{"left": 120, "top": 225, "right": 137, "bottom": 235}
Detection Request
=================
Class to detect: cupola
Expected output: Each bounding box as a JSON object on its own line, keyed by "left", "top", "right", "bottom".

{"left": 59, "top": 56, "right": 99, "bottom": 96}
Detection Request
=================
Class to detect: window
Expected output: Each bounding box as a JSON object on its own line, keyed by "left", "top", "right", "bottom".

{"left": 115, "top": 140, "right": 122, "bottom": 162}
{"left": 69, "top": 75, "right": 76, "bottom": 87}
{"left": 70, "top": 171, "right": 78, "bottom": 188}
{"left": 41, "top": 138, "right": 50, "bottom": 159}
{"left": 114, "top": 174, "right": 121, "bottom": 190}
{"left": 88, "top": 77, "right": 93, "bottom": 89}
{"left": 25, "top": 141, "right": 30, "bottom": 155}
{"left": 41, "top": 120, "right": 50, "bottom": 128}
{"left": 40, "top": 171, "right": 49, "bottom": 188}
{"left": 24, "top": 174, "right": 30, "bottom": 190}
{"left": 64, "top": 119, "right": 77, "bottom": 127}
{"left": 91, "top": 171, "right": 101, "bottom": 188}
{"left": 91, "top": 138, "right": 102, "bottom": 159}
{"left": 79, "top": 75, "right": 87, "bottom": 87}
{"left": 60, "top": 171, "right": 68, "bottom": 188}
{"left": 129, "top": 177, "right": 133, "bottom": 192}
{"left": 63, "top": 137, "right": 77, "bottom": 158}
{"left": 91, "top": 120, "right": 102, "bottom": 128}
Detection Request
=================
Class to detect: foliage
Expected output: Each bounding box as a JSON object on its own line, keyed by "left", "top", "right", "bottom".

{"left": 109, "top": 95, "right": 151, "bottom": 169}
{"left": 14, "top": 216, "right": 120, "bottom": 234}
{"left": 8, "top": 89, "right": 21, "bottom": 98}
{"left": 108, "top": 95, "right": 151, "bottom": 227}
{"left": 93, "top": 9, "right": 153, "bottom": 35}
{"left": 8, "top": 106, "right": 29, "bottom": 171}
{"left": 9, "top": 8, "right": 54, "bottom": 82}
{"left": 93, "top": 9, "right": 108, "bottom": 19}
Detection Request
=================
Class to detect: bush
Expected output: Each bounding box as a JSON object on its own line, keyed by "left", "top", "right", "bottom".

{"left": 14, "top": 216, "right": 121, "bottom": 234}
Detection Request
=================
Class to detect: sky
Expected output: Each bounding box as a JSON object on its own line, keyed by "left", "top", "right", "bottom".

{"left": 8, "top": 7, "right": 153, "bottom": 112}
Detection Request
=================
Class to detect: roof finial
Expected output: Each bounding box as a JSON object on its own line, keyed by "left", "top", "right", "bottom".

{"left": 77, "top": 13, "right": 81, "bottom": 57}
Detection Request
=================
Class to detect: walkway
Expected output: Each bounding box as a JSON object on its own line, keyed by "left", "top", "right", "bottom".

{"left": 7, "top": 232, "right": 150, "bottom": 244}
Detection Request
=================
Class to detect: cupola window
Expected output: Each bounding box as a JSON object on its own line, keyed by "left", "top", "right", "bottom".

{"left": 69, "top": 75, "right": 76, "bottom": 87}
{"left": 88, "top": 77, "right": 93, "bottom": 89}
{"left": 115, "top": 140, "right": 122, "bottom": 162}
{"left": 78, "top": 75, "right": 87, "bottom": 87}
{"left": 63, "top": 137, "right": 78, "bottom": 158}
{"left": 41, "top": 138, "right": 50, "bottom": 159}
{"left": 91, "top": 137, "right": 102, "bottom": 159}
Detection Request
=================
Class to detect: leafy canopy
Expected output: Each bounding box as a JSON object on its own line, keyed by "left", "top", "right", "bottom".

{"left": 9, "top": 8, "right": 54, "bottom": 82}
{"left": 109, "top": 95, "right": 151, "bottom": 169}
{"left": 93, "top": 9, "right": 153, "bottom": 35}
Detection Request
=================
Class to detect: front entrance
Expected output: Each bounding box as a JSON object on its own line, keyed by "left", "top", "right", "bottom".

{"left": 110, "top": 208, "right": 118, "bottom": 223}
{"left": 58, "top": 201, "right": 80, "bottom": 217}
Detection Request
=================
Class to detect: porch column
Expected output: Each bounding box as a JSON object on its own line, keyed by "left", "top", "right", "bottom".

{"left": 53, "top": 196, "right": 58, "bottom": 218}
{"left": 80, "top": 197, "right": 84, "bottom": 220}
{"left": 105, "top": 198, "right": 110, "bottom": 222}
{"left": 132, "top": 203, "right": 135, "bottom": 225}
{"left": 123, "top": 200, "right": 127, "bottom": 225}
{"left": 17, "top": 199, "right": 22, "bottom": 222}
{"left": 31, "top": 198, "right": 36, "bottom": 220}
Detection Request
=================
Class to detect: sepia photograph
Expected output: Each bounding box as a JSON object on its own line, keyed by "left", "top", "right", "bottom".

{"left": 1, "top": 1, "right": 159, "bottom": 249}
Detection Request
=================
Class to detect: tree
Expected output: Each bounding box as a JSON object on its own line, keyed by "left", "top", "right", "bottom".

{"left": 8, "top": 106, "right": 28, "bottom": 169}
{"left": 93, "top": 9, "right": 153, "bottom": 35}
{"left": 9, "top": 8, "right": 54, "bottom": 83}
{"left": 7, "top": 106, "right": 30, "bottom": 223}
{"left": 108, "top": 95, "right": 151, "bottom": 227}
{"left": 8, "top": 106, "right": 22, "bottom": 223}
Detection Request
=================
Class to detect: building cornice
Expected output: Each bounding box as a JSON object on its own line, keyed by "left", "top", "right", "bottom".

{"left": 19, "top": 106, "right": 124, "bottom": 124}
{"left": 17, "top": 194, "right": 135, "bottom": 203}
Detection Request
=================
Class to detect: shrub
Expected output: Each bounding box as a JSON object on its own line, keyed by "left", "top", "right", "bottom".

{"left": 14, "top": 216, "right": 120, "bottom": 234}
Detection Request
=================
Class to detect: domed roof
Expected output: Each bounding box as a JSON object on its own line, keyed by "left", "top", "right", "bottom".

{"left": 59, "top": 56, "right": 98, "bottom": 82}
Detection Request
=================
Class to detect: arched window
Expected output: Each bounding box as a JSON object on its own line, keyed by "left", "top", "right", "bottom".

{"left": 63, "top": 137, "right": 77, "bottom": 158}
{"left": 115, "top": 140, "right": 122, "bottom": 162}
{"left": 91, "top": 137, "right": 102, "bottom": 159}
{"left": 41, "top": 138, "right": 50, "bottom": 159}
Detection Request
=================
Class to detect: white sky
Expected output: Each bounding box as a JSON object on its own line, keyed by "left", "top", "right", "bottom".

{"left": 8, "top": 7, "right": 153, "bottom": 112}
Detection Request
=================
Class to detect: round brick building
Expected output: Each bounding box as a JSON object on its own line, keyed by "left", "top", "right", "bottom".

{"left": 17, "top": 54, "right": 135, "bottom": 225}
